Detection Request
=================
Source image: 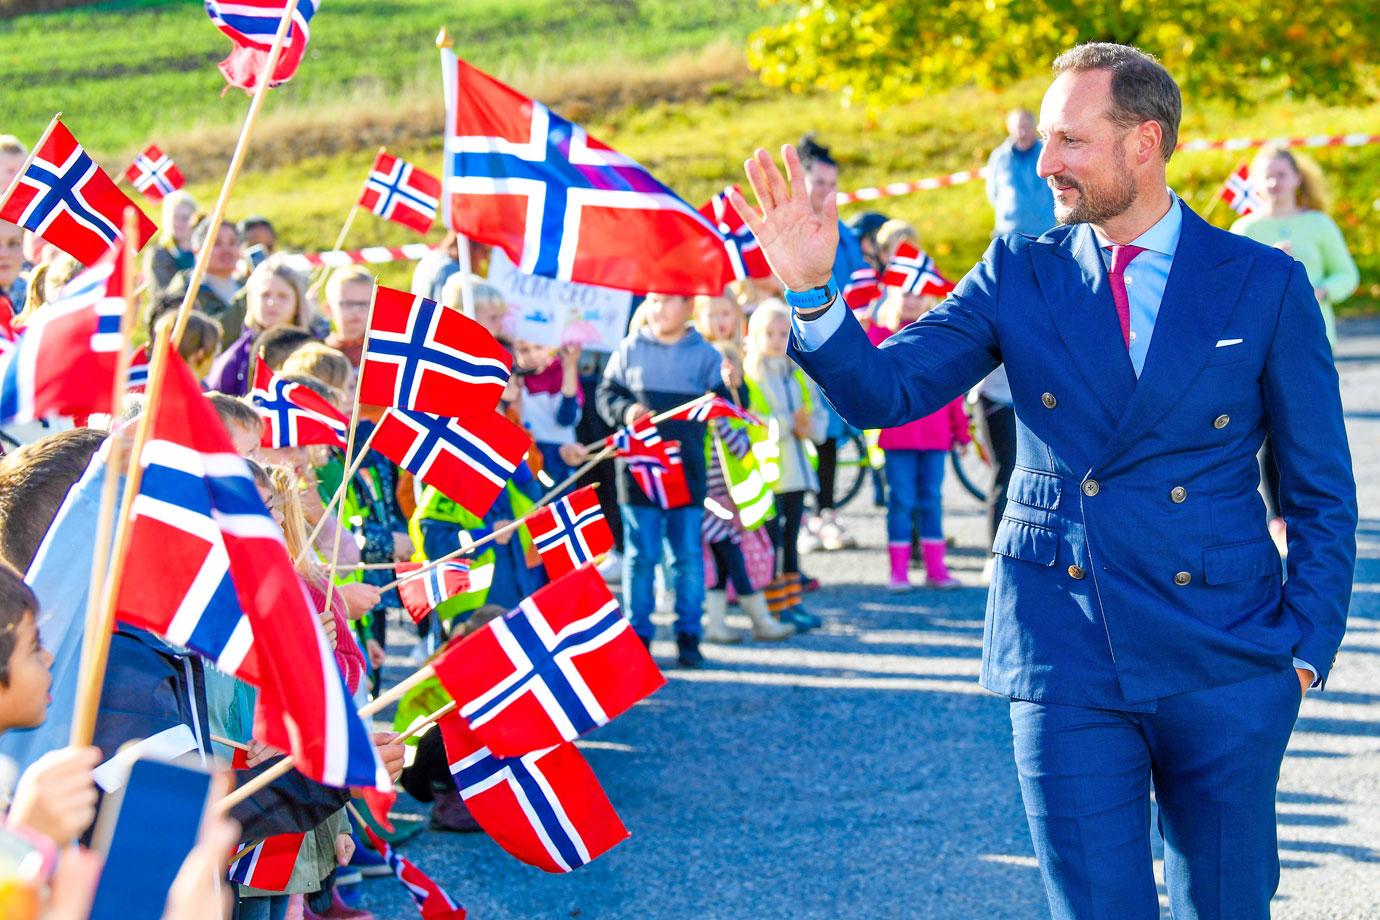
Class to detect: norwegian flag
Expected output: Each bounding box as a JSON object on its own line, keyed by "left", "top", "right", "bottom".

{"left": 881, "top": 241, "right": 954, "bottom": 297}
{"left": 0, "top": 242, "right": 126, "bottom": 424}
{"left": 360, "top": 286, "right": 511, "bottom": 416}
{"left": 127, "top": 344, "right": 150, "bottom": 392}
{"left": 228, "top": 833, "right": 305, "bottom": 892}
{"left": 606, "top": 418, "right": 689, "bottom": 508}
{"left": 434, "top": 564, "right": 664, "bottom": 756}
{"left": 523, "top": 485, "right": 613, "bottom": 580}
{"left": 114, "top": 343, "right": 390, "bottom": 790}
{"left": 249, "top": 357, "right": 348, "bottom": 448}
{"left": 360, "top": 825, "right": 466, "bottom": 919}
{"left": 123, "top": 144, "right": 185, "bottom": 201}
{"left": 440, "top": 712, "right": 629, "bottom": 873}
{"left": 395, "top": 561, "right": 472, "bottom": 624}
{"left": 603, "top": 414, "right": 660, "bottom": 452}
{"left": 361, "top": 152, "right": 441, "bottom": 235}
{"left": 841, "top": 266, "right": 883, "bottom": 310}
{"left": 371, "top": 409, "right": 532, "bottom": 518}
{"left": 698, "top": 185, "right": 771, "bottom": 280}
{"left": 206, "top": 0, "right": 319, "bottom": 91}
{"left": 0, "top": 121, "right": 157, "bottom": 267}
{"left": 441, "top": 50, "right": 734, "bottom": 296}
{"left": 661, "top": 396, "right": 762, "bottom": 427}
{"left": 1221, "top": 163, "right": 1261, "bottom": 216}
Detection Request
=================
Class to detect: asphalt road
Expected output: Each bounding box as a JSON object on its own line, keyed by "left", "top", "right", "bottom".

{"left": 360, "top": 318, "right": 1380, "bottom": 919}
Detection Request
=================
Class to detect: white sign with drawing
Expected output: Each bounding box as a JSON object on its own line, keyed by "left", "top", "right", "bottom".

{"left": 486, "top": 249, "right": 633, "bottom": 352}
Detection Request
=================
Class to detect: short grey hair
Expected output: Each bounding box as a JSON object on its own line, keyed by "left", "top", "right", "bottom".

{"left": 1052, "top": 43, "right": 1181, "bottom": 161}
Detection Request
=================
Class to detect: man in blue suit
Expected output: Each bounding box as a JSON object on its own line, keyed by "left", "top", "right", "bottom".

{"left": 728, "top": 43, "right": 1357, "bottom": 920}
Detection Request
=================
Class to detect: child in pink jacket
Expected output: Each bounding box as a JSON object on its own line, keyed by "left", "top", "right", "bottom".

{"left": 868, "top": 291, "right": 971, "bottom": 590}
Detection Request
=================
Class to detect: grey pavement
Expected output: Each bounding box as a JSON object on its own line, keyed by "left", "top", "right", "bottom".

{"left": 360, "top": 318, "right": 1380, "bottom": 919}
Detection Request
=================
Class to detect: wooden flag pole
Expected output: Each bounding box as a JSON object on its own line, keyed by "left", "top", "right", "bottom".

{"left": 214, "top": 663, "right": 438, "bottom": 815}
{"left": 69, "top": 324, "right": 174, "bottom": 748}
{"left": 375, "top": 450, "right": 613, "bottom": 592}
{"left": 169, "top": 0, "right": 299, "bottom": 346}
{"left": 298, "top": 420, "right": 383, "bottom": 560}
{"left": 391, "top": 700, "right": 456, "bottom": 744}
{"left": 578, "top": 392, "right": 714, "bottom": 452}
{"left": 0, "top": 113, "right": 61, "bottom": 213}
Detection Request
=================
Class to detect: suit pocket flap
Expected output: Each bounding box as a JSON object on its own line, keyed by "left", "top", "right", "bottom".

{"left": 1009, "top": 468, "right": 1062, "bottom": 511}
{"left": 1203, "top": 538, "right": 1281, "bottom": 584}
{"left": 993, "top": 519, "right": 1059, "bottom": 567}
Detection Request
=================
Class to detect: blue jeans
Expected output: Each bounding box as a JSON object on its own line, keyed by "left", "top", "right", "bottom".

{"left": 621, "top": 504, "right": 705, "bottom": 638}
{"left": 884, "top": 449, "right": 946, "bottom": 543}
{"left": 237, "top": 894, "right": 289, "bottom": 920}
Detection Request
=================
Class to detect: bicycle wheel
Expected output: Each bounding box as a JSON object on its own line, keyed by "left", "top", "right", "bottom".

{"left": 831, "top": 433, "right": 872, "bottom": 509}
{"left": 950, "top": 444, "right": 989, "bottom": 503}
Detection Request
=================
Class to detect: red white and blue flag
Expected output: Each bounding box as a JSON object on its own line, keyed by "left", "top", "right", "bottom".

{"left": 440, "top": 712, "right": 629, "bottom": 873}
{"left": 0, "top": 120, "right": 157, "bottom": 267}
{"left": 127, "top": 344, "right": 150, "bottom": 392}
{"left": 360, "top": 286, "right": 511, "bottom": 416}
{"left": 395, "top": 561, "right": 471, "bottom": 624}
{"left": 523, "top": 485, "right": 613, "bottom": 580}
{"left": 882, "top": 241, "right": 954, "bottom": 298}
{"left": 360, "top": 825, "right": 466, "bottom": 919}
{"left": 228, "top": 833, "right": 305, "bottom": 892}
{"left": 698, "top": 185, "right": 771, "bottom": 280}
{"left": 841, "top": 266, "right": 883, "bottom": 310}
{"left": 360, "top": 151, "right": 441, "bottom": 235}
{"left": 662, "top": 395, "right": 761, "bottom": 427}
{"left": 434, "top": 564, "right": 664, "bottom": 756}
{"left": 114, "top": 344, "right": 390, "bottom": 790}
{"left": 0, "top": 242, "right": 125, "bottom": 424}
{"left": 206, "top": 0, "right": 319, "bottom": 91}
{"left": 441, "top": 50, "right": 734, "bottom": 296}
{"left": 249, "top": 357, "right": 348, "bottom": 449}
{"left": 1221, "top": 163, "right": 1261, "bottom": 217}
{"left": 123, "top": 144, "right": 185, "bottom": 201}
{"left": 606, "top": 418, "right": 690, "bottom": 508}
{"left": 371, "top": 409, "right": 532, "bottom": 518}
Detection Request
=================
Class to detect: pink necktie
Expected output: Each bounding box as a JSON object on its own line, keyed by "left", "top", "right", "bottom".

{"left": 1106, "top": 244, "right": 1145, "bottom": 349}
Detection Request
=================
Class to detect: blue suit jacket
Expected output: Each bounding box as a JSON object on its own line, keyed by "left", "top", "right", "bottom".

{"left": 790, "top": 204, "right": 1357, "bottom": 708}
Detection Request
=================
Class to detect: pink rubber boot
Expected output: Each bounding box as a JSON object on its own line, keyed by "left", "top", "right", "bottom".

{"left": 887, "top": 543, "right": 911, "bottom": 592}
{"left": 922, "top": 539, "right": 961, "bottom": 589}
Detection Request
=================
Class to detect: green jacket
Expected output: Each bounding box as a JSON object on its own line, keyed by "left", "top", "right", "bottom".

{"left": 406, "top": 484, "right": 537, "bottom": 617}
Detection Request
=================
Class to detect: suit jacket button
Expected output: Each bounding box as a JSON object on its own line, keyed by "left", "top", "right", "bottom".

{"left": 1174, "top": 571, "right": 1192, "bottom": 586}
{"left": 1213, "top": 414, "right": 1231, "bottom": 429}
{"left": 1042, "top": 392, "right": 1057, "bottom": 409}
{"left": 1082, "top": 479, "right": 1100, "bottom": 497}
{"left": 1170, "top": 486, "right": 1187, "bottom": 503}
{"left": 1067, "top": 564, "right": 1085, "bottom": 580}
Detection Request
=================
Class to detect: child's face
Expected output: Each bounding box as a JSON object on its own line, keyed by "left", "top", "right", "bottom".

{"left": 251, "top": 274, "right": 297, "bottom": 330}
{"left": 0, "top": 222, "right": 23, "bottom": 287}
{"left": 475, "top": 301, "right": 508, "bottom": 339}
{"left": 900, "top": 293, "right": 937, "bottom": 323}
{"left": 706, "top": 298, "right": 739, "bottom": 342}
{"left": 229, "top": 421, "right": 262, "bottom": 458}
{"left": 330, "top": 279, "right": 373, "bottom": 341}
{"left": 758, "top": 316, "right": 790, "bottom": 357}
{"left": 647, "top": 295, "right": 692, "bottom": 337}
{"left": 2, "top": 613, "right": 54, "bottom": 730}
{"left": 513, "top": 339, "right": 554, "bottom": 372}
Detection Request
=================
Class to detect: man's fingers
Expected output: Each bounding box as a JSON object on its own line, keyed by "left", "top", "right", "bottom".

{"left": 756, "top": 147, "right": 791, "bottom": 212}
{"left": 820, "top": 176, "right": 840, "bottom": 225}
{"left": 725, "top": 186, "right": 765, "bottom": 239}
{"left": 782, "top": 144, "right": 806, "bottom": 207}
{"left": 743, "top": 153, "right": 776, "bottom": 214}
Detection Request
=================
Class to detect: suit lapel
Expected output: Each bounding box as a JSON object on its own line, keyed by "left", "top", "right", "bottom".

{"left": 1098, "top": 206, "right": 1252, "bottom": 467}
{"left": 1030, "top": 224, "right": 1136, "bottom": 423}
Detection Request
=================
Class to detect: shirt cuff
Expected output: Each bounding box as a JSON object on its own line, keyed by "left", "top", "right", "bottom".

{"left": 1293, "top": 657, "right": 1320, "bottom": 688}
{"left": 791, "top": 297, "right": 847, "bottom": 353}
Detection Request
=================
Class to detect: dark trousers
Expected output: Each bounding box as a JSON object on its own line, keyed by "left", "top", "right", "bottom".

{"left": 813, "top": 437, "right": 838, "bottom": 511}
{"left": 764, "top": 490, "right": 806, "bottom": 575}
{"left": 708, "top": 538, "right": 755, "bottom": 595}
{"left": 1010, "top": 667, "right": 1301, "bottom": 920}
{"left": 980, "top": 397, "right": 1017, "bottom": 549}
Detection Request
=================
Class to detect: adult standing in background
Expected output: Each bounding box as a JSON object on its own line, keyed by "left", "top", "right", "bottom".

{"left": 986, "top": 108, "right": 1057, "bottom": 237}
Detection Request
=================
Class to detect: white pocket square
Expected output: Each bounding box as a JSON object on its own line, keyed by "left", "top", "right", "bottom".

{"left": 1215, "top": 338, "right": 1244, "bottom": 348}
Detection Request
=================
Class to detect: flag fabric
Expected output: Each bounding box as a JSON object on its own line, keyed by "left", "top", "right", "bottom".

{"left": 0, "top": 121, "right": 157, "bottom": 266}
{"left": 360, "top": 152, "right": 442, "bottom": 235}
{"left": 127, "top": 344, "right": 150, "bottom": 392}
{"left": 205, "top": 0, "right": 319, "bottom": 91}
{"left": 433, "top": 565, "right": 664, "bottom": 756}
{"left": 603, "top": 414, "right": 660, "bottom": 452}
{"left": 523, "top": 485, "right": 613, "bottom": 580}
{"left": 841, "top": 266, "right": 883, "bottom": 311}
{"left": 359, "top": 286, "right": 511, "bottom": 416}
{"left": 360, "top": 825, "right": 466, "bottom": 919}
{"left": 371, "top": 409, "right": 531, "bottom": 518}
{"left": 441, "top": 50, "right": 734, "bottom": 296}
{"left": 881, "top": 241, "right": 954, "bottom": 298}
{"left": 0, "top": 243, "right": 126, "bottom": 424}
{"left": 698, "top": 185, "right": 771, "bottom": 280}
{"left": 228, "top": 833, "right": 305, "bottom": 891}
{"left": 606, "top": 419, "right": 690, "bottom": 509}
{"left": 1221, "top": 164, "right": 1260, "bottom": 217}
{"left": 114, "top": 343, "right": 390, "bottom": 790}
{"left": 249, "top": 357, "right": 348, "bottom": 448}
{"left": 440, "top": 712, "right": 628, "bottom": 873}
{"left": 660, "top": 396, "right": 761, "bottom": 427}
{"left": 395, "top": 561, "right": 472, "bottom": 624}
{"left": 123, "top": 144, "right": 185, "bottom": 201}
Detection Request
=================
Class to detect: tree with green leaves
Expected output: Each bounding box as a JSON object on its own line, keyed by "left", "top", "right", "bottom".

{"left": 748, "top": 0, "right": 1378, "bottom": 109}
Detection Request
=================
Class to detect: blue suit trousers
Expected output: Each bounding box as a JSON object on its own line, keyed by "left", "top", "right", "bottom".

{"left": 1010, "top": 667, "right": 1302, "bottom": 919}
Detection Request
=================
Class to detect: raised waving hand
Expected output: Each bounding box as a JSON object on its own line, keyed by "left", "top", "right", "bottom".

{"left": 728, "top": 145, "right": 840, "bottom": 294}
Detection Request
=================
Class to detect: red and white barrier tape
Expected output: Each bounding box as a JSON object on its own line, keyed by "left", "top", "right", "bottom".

{"left": 281, "top": 242, "right": 436, "bottom": 272}
{"left": 836, "top": 132, "right": 1380, "bottom": 205}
